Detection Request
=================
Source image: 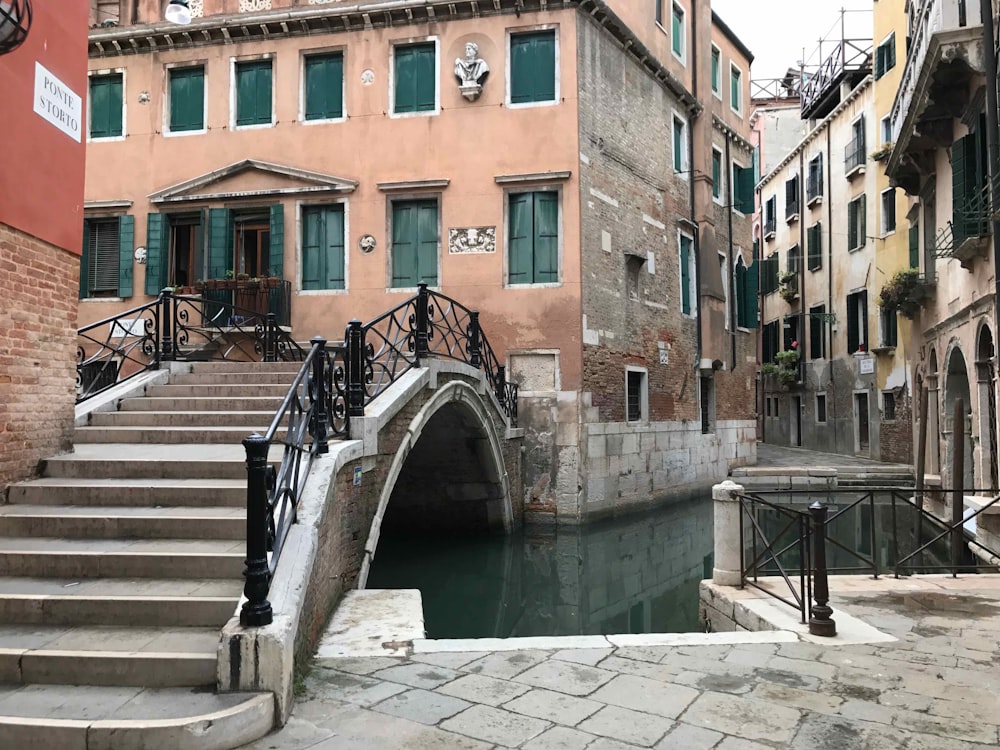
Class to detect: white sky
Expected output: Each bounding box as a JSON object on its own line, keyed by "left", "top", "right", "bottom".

{"left": 711, "top": 0, "right": 875, "bottom": 81}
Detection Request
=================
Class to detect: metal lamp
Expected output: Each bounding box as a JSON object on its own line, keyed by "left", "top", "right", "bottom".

{"left": 0, "top": 0, "right": 32, "bottom": 55}
{"left": 165, "top": 0, "right": 191, "bottom": 25}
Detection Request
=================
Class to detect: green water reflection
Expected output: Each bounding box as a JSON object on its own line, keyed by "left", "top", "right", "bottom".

{"left": 366, "top": 499, "right": 715, "bottom": 639}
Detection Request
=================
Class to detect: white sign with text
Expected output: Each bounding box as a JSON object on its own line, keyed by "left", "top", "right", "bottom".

{"left": 33, "top": 62, "right": 82, "bottom": 143}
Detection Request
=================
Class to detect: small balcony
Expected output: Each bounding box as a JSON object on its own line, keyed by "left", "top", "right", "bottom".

{"left": 844, "top": 137, "right": 866, "bottom": 177}
{"left": 886, "top": 0, "right": 986, "bottom": 193}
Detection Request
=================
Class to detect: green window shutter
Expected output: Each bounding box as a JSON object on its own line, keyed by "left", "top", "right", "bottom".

{"left": 117, "top": 215, "right": 134, "bottom": 298}
{"left": 848, "top": 200, "right": 858, "bottom": 249}
{"left": 711, "top": 48, "right": 720, "bottom": 92}
{"left": 671, "top": 5, "right": 683, "bottom": 55}
{"left": 680, "top": 236, "right": 691, "bottom": 315}
{"left": 847, "top": 295, "right": 859, "bottom": 353}
{"left": 511, "top": 32, "right": 556, "bottom": 104}
{"left": 875, "top": 45, "right": 885, "bottom": 79}
{"left": 887, "top": 35, "right": 896, "bottom": 70}
{"left": 392, "top": 203, "right": 418, "bottom": 287}
{"left": 655, "top": 0, "right": 662, "bottom": 24}
{"left": 508, "top": 193, "right": 533, "bottom": 284}
{"left": 269, "top": 204, "right": 284, "bottom": 278}
{"left": 301, "top": 207, "right": 322, "bottom": 291}
{"left": 909, "top": 223, "right": 919, "bottom": 268}
{"left": 80, "top": 221, "right": 91, "bottom": 299}
{"left": 743, "top": 256, "right": 758, "bottom": 329}
{"left": 305, "top": 54, "right": 344, "bottom": 120}
{"left": 860, "top": 194, "right": 867, "bottom": 247}
{"left": 807, "top": 224, "right": 822, "bottom": 270}
{"left": 712, "top": 152, "right": 721, "bottom": 199}
{"left": 169, "top": 67, "right": 204, "bottom": 132}
{"left": 236, "top": 61, "right": 272, "bottom": 126}
{"left": 416, "top": 202, "right": 438, "bottom": 286}
{"left": 673, "top": 119, "right": 683, "bottom": 171}
{"left": 533, "top": 192, "right": 559, "bottom": 282}
{"left": 324, "top": 206, "right": 345, "bottom": 289}
{"left": 861, "top": 292, "right": 869, "bottom": 351}
{"left": 144, "top": 213, "right": 167, "bottom": 295}
{"left": 394, "top": 44, "right": 436, "bottom": 113}
{"left": 731, "top": 68, "right": 740, "bottom": 109}
{"left": 90, "top": 74, "right": 123, "bottom": 138}
{"left": 207, "top": 208, "right": 232, "bottom": 279}
{"left": 736, "top": 165, "right": 755, "bottom": 213}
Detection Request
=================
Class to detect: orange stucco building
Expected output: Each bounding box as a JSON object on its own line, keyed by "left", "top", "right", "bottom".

{"left": 83, "top": 0, "right": 758, "bottom": 520}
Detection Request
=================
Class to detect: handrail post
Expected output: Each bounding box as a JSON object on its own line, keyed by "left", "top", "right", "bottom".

{"left": 469, "top": 311, "right": 481, "bottom": 368}
{"left": 495, "top": 364, "right": 507, "bottom": 405}
{"left": 311, "top": 336, "right": 329, "bottom": 455}
{"left": 160, "top": 288, "right": 175, "bottom": 362}
{"left": 347, "top": 319, "right": 365, "bottom": 417}
{"left": 241, "top": 433, "right": 273, "bottom": 627}
{"left": 808, "top": 502, "right": 837, "bottom": 637}
{"left": 415, "top": 282, "right": 430, "bottom": 359}
{"left": 265, "top": 312, "right": 277, "bottom": 362}
{"left": 951, "top": 397, "right": 966, "bottom": 576}
{"left": 712, "top": 481, "right": 744, "bottom": 586}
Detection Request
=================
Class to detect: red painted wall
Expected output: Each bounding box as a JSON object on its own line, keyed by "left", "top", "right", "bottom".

{"left": 0, "top": 1, "right": 88, "bottom": 255}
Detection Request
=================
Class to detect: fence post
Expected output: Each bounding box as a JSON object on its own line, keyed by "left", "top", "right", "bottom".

{"left": 808, "top": 501, "right": 836, "bottom": 637}
{"left": 468, "top": 311, "right": 481, "bottom": 368}
{"left": 415, "top": 282, "right": 430, "bottom": 359}
{"left": 160, "top": 288, "right": 175, "bottom": 362}
{"left": 712, "top": 481, "right": 744, "bottom": 586}
{"left": 265, "top": 312, "right": 277, "bottom": 362}
{"left": 311, "top": 337, "right": 329, "bottom": 455}
{"left": 951, "top": 397, "right": 966, "bottom": 577}
{"left": 347, "top": 319, "right": 365, "bottom": 417}
{"left": 241, "top": 433, "right": 273, "bottom": 627}
{"left": 495, "top": 364, "right": 507, "bottom": 406}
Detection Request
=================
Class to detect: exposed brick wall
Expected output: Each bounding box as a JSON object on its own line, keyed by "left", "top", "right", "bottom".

{"left": 880, "top": 397, "right": 913, "bottom": 464}
{"left": 0, "top": 223, "right": 78, "bottom": 493}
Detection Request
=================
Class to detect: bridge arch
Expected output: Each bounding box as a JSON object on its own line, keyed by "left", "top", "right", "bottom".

{"left": 358, "top": 378, "right": 513, "bottom": 587}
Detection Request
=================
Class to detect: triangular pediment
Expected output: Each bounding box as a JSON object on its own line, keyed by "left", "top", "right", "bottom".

{"left": 149, "top": 159, "right": 358, "bottom": 204}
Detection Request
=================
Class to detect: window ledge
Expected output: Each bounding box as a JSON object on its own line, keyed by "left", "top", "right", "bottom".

{"left": 786, "top": 213, "right": 799, "bottom": 224}
{"left": 378, "top": 179, "right": 450, "bottom": 192}
{"left": 845, "top": 164, "right": 866, "bottom": 179}
{"left": 764, "top": 230, "right": 776, "bottom": 241}
{"left": 807, "top": 195, "right": 823, "bottom": 208}
{"left": 495, "top": 171, "right": 571, "bottom": 185}
{"left": 870, "top": 345, "right": 896, "bottom": 355}
{"left": 504, "top": 281, "right": 563, "bottom": 290}
{"left": 80, "top": 297, "right": 125, "bottom": 303}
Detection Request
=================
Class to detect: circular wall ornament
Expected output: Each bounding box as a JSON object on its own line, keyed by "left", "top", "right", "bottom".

{"left": 359, "top": 235, "right": 376, "bottom": 254}
{"left": 134, "top": 246, "right": 147, "bottom": 264}
{"left": 360, "top": 69, "right": 375, "bottom": 85}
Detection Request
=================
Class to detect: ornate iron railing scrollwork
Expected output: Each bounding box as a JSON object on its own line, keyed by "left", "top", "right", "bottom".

{"left": 76, "top": 298, "right": 161, "bottom": 403}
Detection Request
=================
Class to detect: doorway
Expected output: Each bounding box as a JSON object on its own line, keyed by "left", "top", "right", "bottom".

{"left": 790, "top": 396, "right": 802, "bottom": 447}
{"left": 170, "top": 217, "right": 203, "bottom": 288}
{"left": 855, "top": 393, "right": 870, "bottom": 454}
{"left": 234, "top": 221, "right": 271, "bottom": 277}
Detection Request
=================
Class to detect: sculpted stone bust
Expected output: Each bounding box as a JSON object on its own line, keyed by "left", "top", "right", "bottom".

{"left": 455, "top": 42, "right": 489, "bottom": 88}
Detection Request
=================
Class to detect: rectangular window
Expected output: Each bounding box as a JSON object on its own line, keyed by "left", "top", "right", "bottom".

{"left": 848, "top": 194, "right": 867, "bottom": 250}
{"left": 880, "top": 115, "right": 892, "bottom": 145}
{"left": 711, "top": 45, "right": 721, "bottom": 95}
{"left": 764, "top": 196, "right": 776, "bottom": 237}
{"left": 881, "top": 188, "right": 897, "bottom": 235}
{"left": 847, "top": 290, "right": 869, "bottom": 354}
{"left": 875, "top": 32, "right": 896, "bottom": 79}
{"left": 626, "top": 370, "right": 646, "bottom": 422}
{"left": 394, "top": 42, "right": 437, "bottom": 113}
{"left": 846, "top": 116, "right": 866, "bottom": 173}
{"left": 509, "top": 191, "right": 559, "bottom": 285}
{"left": 235, "top": 59, "right": 273, "bottom": 127}
{"left": 816, "top": 393, "right": 827, "bottom": 423}
{"left": 785, "top": 175, "right": 800, "bottom": 220}
{"left": 732, "top": 163, "right": 754, "bottom": 214}
{"left": 671, "top": 3, "right": 685, "bottom": 59}
{"left": 391, "top": 199, "right": 438, "bottom": 287}
{"left": 679, "top": 231, "right": 695, "bottom": 315}
{"left": 510, "top": 30, "right": 556, "bottom": 105}
{"left": 809, "top": 304, "right": 826, "bottom": 360}
{"left": 952, "top": 123, "right": 990, "bottom": 246}
{"left": 304, "top": 52, "right": 344, "bottom": 121}
{"left": 909, "top": 223, "right": 920, "bottom": 268}
{"left": 880, "top": 305, "right": 898, "bottom": 348}
{"left": 730, "top": 63, "right": 742, "bottom": 113}
{"left": 301, "top": 205, "right": 346, "bottom": 291}
{"left": 807, "top": 223, "right": 823, "bottom": 271}
{"left": 80, "top": 215, "right": 133, "bottom": 300}
{"left": 168, "top": 66, "right": 205, "bottom": 133}
{"left": 89, "top": 73, "right": 123, "bottom": 139}
{"left": 672, "top": 115, "right": 688, "bottom": 174}
{"left": 735, "top": 255, "right": 758, "bottom": 329}
{"left": 763, "top": 320, "right": 779, "bottom": 364}
{"left": 655, "top": 0, "right": 663, "bottom": 25}
{"left": 807, "top": 153, "right": 824, "bottom": 202}
{"left": 883, "top": 392, "right": 896, "bottom": 421}
{"left": 760, "top": 253, "right": 779, "bottom": 295}
{"left": 712, "top": 148, "right": 723, "bottom": 201}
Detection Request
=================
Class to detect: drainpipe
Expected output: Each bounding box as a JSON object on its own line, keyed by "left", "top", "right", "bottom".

{"left": 798, "top": 148, "right": 806, "bottom": 372}
{"left": 981, "top": 0, "right": 1000, "bottom": 350}
{"left": 726, "top": 134, "right": 736, "bottom": 369}
{"left": 691, "top": 5, "right": 702, "bottom": 372}
{"left": 826, "top": 123, "right": 839, "bottom": 450}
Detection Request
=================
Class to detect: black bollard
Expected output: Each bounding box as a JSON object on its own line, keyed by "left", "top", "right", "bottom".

{"left": 808, "top": 501, "right": 837, "bottom": 637}
{"left": 241, "top": 433, "right": 273, "bottom": 627}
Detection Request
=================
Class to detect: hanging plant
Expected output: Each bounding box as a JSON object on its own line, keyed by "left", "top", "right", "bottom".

{"left": 878, "top": 268, "right": 930, "bottom": 319}
{"left": 778, "top": 270, "right": 798, "bottom": 303}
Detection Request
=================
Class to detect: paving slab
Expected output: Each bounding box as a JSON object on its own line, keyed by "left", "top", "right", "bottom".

{"left": 440, "top": 704, "right": 550, "bottom": 746}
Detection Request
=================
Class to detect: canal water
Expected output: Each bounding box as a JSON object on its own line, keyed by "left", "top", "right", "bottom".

{"left": 366, "top": 498, "right": 715, "bottom": 639}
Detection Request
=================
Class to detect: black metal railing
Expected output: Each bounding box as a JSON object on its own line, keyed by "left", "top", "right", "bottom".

{"left": 240, "top": 282, "right": 519, "bottom": 627}
{"left": 844, "top": 136, "right": 866, "bottom": 173}
{"left": 76, "top": 288, "right": 304, "bottom": 404}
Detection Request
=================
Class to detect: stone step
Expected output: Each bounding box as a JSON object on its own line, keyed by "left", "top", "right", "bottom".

{"left": 169, "top": 372, "right": 298, "bottom": 385}
{"left": 8, "top": 478, "right": 246, "bottom": 508}
{"left": 190, "top": 360, "right": 304, "bottom": 374}
{"left": 0, "top": 686, "right": 272, "bottom": 749}
{"left": 0, "top": 625, "right": 219, "bottom": 687}
{"left": 0, "top": 537, "right": 244, "bottom": 579}
{"left": 0, "top": 506, "right": 243, "bottom": 540}
{"left": 119, "top": 396, "right": 285, "bottom": 412}
{"left": 41, "top": 444, "right": 281, "bottom": 480}
{"left": 146, "top": 384, "right": 291, "bottom": 398}
{"left": 89, "top": 410, "right": 279, "bottom": 428}
{"left": 73, "top": 425, "right": 285, "bottom": 445}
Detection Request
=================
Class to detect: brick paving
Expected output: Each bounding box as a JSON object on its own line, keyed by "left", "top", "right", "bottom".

{"left": 242, "top": 578, "right": 1000, "bottom": 749}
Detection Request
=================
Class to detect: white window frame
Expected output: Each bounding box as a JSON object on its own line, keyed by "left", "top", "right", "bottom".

{"left": 505, "top": 25, "right": 560, "bottom": 110}
{"left": 876, "top": 31, "right": 896, "bottom": 79}
{"left": 731, "top": 158, "right": 750, "bottom": 215}
{"left": 678, "top": 227, "right": 697, "bottom": 318}
{"left": 848, "top": 195, "right": 866, "bottom": 251}
{"left": 712, "top": 146, "right": 725, "bottom": 204}
{"left": 299, "top": 46, "right": 348, "bottom": 125}
{"left": 389, "top": 35, "right": 441, "bottom": 119}
{"left": 230, "top": 54, "right": 276, "bottom": 131}
{"left": 672, "top": 109, "right": 689, "bottom": 178}
{"left": 711, "top": 43, "right": 722, "bottom": 99}
{"left": 163, "top": 61, "right": 208, "bottom": 138}
{"left": 386, "top": 193, "right": 443, "bottom": 293}
{"left": 729, "top": 61, "right": 743, "bottom": 115}
{"left": 880, "top": 187, "right": 897, "bottom": 236}
{"left": 295, "top": 197, "right": 350, "bottom": 296}
{"left": 670, "top": 2, "right": 686, "bottom": 65}
{"left": 87, "top": 67, "right": 127, "bottom": 143}
{"left": 807, "top": 152, "right": 824, "bottom": 206}
{"left": 880, "top": 114, "right": 892, "bottom": 146}
{"left": 502, "top": 185, "right": 564, "bottom": 290}
{"left": 625, "top": 366, "right": 649, "bottom": 424}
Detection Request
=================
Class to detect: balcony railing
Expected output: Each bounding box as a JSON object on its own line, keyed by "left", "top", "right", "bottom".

{"left": 799, "top": 37, "right": 872, "bottom": 119}
{"left": 844, "top": 137, "right": 866, "bottom": 173}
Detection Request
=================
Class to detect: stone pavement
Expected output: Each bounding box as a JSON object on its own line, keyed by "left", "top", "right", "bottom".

{"left": 242, "top": 576, "right": 1000, "bottom": 750}
{"left": 754, "top": 443, "right": 912, "bottom": 471}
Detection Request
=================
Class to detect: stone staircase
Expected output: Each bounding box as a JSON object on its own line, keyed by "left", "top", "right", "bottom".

{"left": 0, "top": 361, "right": 300, "bottom": 749}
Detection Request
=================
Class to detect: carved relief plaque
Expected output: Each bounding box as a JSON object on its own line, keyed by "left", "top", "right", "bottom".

{"left": 448, "top": 227, "right": 496, "bottom": 254}
{"left": 239, "top": 0, "right": 272, "bottom": 12}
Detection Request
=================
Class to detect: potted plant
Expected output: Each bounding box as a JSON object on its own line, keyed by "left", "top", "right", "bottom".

{"left": 774, "top": 348, "right": 801, "bottom": 385}
{"left": 878, "top": 268, "right": 930, "bottom": 319}
{"left": 778, "top": 270, "right": 799, "bottom": 303}
{"left": 871, "top": 142, "right": 893, "bottom": 162}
